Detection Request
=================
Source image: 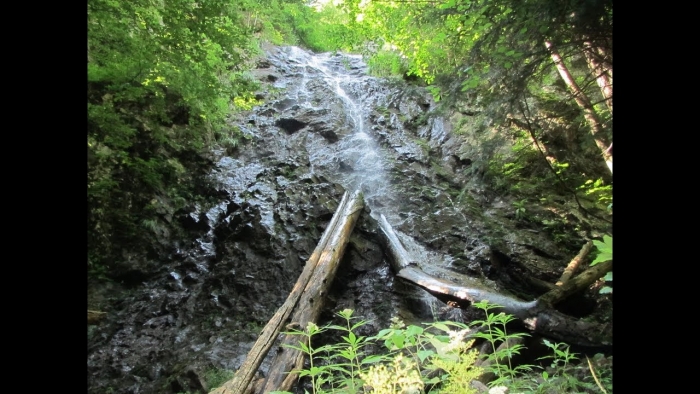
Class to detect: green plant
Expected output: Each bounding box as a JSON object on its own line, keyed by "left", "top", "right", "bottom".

{"left": 470, "top": 301, "right": 532, "bottom": 387}
{"left": 272, "top": 306, "right": 611, "bottom": 394}
{"left": 540, "top": 218, "right": 570, "bottom": 245}
{"left": 371, "top": 318, "right": 484, "bottom": 394}
{"left": 273, "top": 309, "right": 484, "bottom": 394}
{"left": 591, "top": 235, "right": 613, "bottom": 294}
{"left": 204, "top": 368, "right": 235, "bottom": 391}
{"left": 272, "top": 309, "right": 376, "bottom": 394}
{"left": 468, "top": 303, "right": 612, "bottom": 394}
{"left": 539, "top": 339, "right": 577, "bottom": 369}
{"left": 528, "top": 340, "right": 601, "bottom": 393}
{"left": 578, "top": 178, "right": 612, "bottom": 206}
{"left": 367, "top": 50, "right": 408, "bottom": 78}
{"left": 513, "top": 199, "right": 527, "bottom": 220}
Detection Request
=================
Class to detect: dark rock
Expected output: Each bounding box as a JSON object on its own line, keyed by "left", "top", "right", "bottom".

{"left": 275, "top": 118, "right": 307, "bottom": 134}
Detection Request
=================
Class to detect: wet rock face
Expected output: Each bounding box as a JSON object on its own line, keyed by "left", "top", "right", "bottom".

{"left": 88, "top": 46, "right": 585, "bottom": 393}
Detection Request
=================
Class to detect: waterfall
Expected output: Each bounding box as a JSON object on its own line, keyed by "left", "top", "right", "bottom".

{"left": 285, "top": 47, "right": 394, "bottom": 217}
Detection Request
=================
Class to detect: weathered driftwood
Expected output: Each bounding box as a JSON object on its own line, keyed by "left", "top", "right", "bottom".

{"left": 396, "top": 267, "right": 539, "bottom": 319}
{"left": 378, "top": 214, "right": 612, "bottom": 347}
{"left": 211, "top": 191, "right": 354, "bottom": 394}
{"left": 378, "top": 215, "right": 537, "bottom": 319}
{"left": 556, "top": 241, "right": 593, "bottom": 286}
{"left": 259, "top": 190, "right": 364, "bottom": 394}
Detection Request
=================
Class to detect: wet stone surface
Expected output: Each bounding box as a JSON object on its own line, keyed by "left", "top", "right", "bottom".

{"left": 88, "top": 46, "right": 594, "bottom": 393}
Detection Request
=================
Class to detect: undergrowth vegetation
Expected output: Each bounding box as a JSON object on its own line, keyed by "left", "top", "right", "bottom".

{"left": 265, "top": 303, "right": 611, "bottom": 394}
{"left": 87, "top": 0, "right": 265, "bottom": 273}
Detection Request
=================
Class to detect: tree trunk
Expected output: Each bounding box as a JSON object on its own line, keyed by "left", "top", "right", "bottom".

{"left": 258, "top": 190, "right": 365, "bottom": 394}
{"left": 583, "top": 40, "right": 613, "bottom": 114}
{"left": 545, "top": 41, "right": 612, "bottom": 174}
{"left": 211, "top": 191, "right": 356, "bottom": 394}
{"left": 378, "top": 214, "right": 612, "bottom": 347}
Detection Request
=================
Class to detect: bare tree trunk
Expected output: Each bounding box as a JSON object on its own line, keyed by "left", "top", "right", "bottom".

{"left": 211, "top": 191, "right": 355, "bottom": 394}
{"left": 259, "top": 190, "right": 365, "bottom": 394}
{"left": 583, "top": 40, "right": 613, "bottom": 114}
{"left": 545, "top": 41, "right": 612, "bottom": 174}
{"left": 594, "top": 44, "right": 613, "bottom": 81}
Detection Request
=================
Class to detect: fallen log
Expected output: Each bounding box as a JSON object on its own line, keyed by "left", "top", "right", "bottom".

{"left": 556, "top": 241, "right": 593, "bottom": 286}
{"left": 539, "top": 258, "right": 612, "bottom": 307}
{"left": 258, "top": 189, "right": 364, "bottom": 394}
{"left": 378, "top": 215, "right": 536, "bottom": 319}
{"left": 397, "top": 266, "right": 538, "bottom": 320}
{"left": 211, "top": 191, "right": 353, "bottom": 394}
{"left": 378, "top": 214, "right": 612, "bottom": 347}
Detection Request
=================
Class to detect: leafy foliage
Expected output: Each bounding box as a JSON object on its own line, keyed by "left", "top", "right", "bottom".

{"left": 592, "top": 235, "right": 612, "bottom": 294}
{"left": 591, "top": 235, "right": 612, "bottom": 266}
{"left": 471, "top": 301, "right": 533, "bottom": 387}
{"left": 272, "top": 309, "right": 483, "bottom": 394}
{"left": 87, "top": 0, "right": 310, "bottom": 272}
{"left": 270, "top": 304, "right": 611, "bottom": 393}
{"left": 306, "top": 0, "right": 612, "bottom": 201}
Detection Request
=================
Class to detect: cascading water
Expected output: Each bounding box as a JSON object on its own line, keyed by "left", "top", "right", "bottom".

{"left": 278, "top": 46, "right": 475, "bottom": 317}
{"left": 284, "top": 47, "right": 394, "bottom": 217}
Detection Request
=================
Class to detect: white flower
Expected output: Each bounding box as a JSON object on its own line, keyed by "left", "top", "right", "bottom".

{"left": 488, "top": 386, "right": 509, "bottom": 394}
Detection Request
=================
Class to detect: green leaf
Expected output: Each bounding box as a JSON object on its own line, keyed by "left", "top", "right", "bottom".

{"left": 439, "top": 0, "right": 456, "bottom": 10}
{"left": 461, "top": 78, "right": 479, "bottom": 91}
{"left": 591, "top": 235, "right": 612, "bottom": 266}
{"left": 337, "top": 308, "right": 354, "bottom": 319}
{"left": 599, "top": 286, "right": 613, "bottom": 294}
{"left": 346, "top": 332, "right": 357, "bottom": 345}
{"left": 418, "top": 350, "right": 435, "bottom": 362}
{"left": 360, "top": 355, "right": 386, "bottom": 364}
{"left": 391, "top": 333, "right": 405, "bottom": 349}
{"left": 308, "top": 366, "right": 324, "bottom": 376}
{"left": 405, "top": 325, "right": 424, "bottom": 337}
{"left": 350, "top": 320, "right": 369, "bottom": 331}
{"left": 430, "top": 322, "right": 451, "bottom": 333}
{"left": 603, "top": 271, "right": 612, "bottom": 281}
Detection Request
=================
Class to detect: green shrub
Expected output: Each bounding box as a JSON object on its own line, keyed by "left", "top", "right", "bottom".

{"left": 269, "top": 303, "right": 612, "bottom": 394}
